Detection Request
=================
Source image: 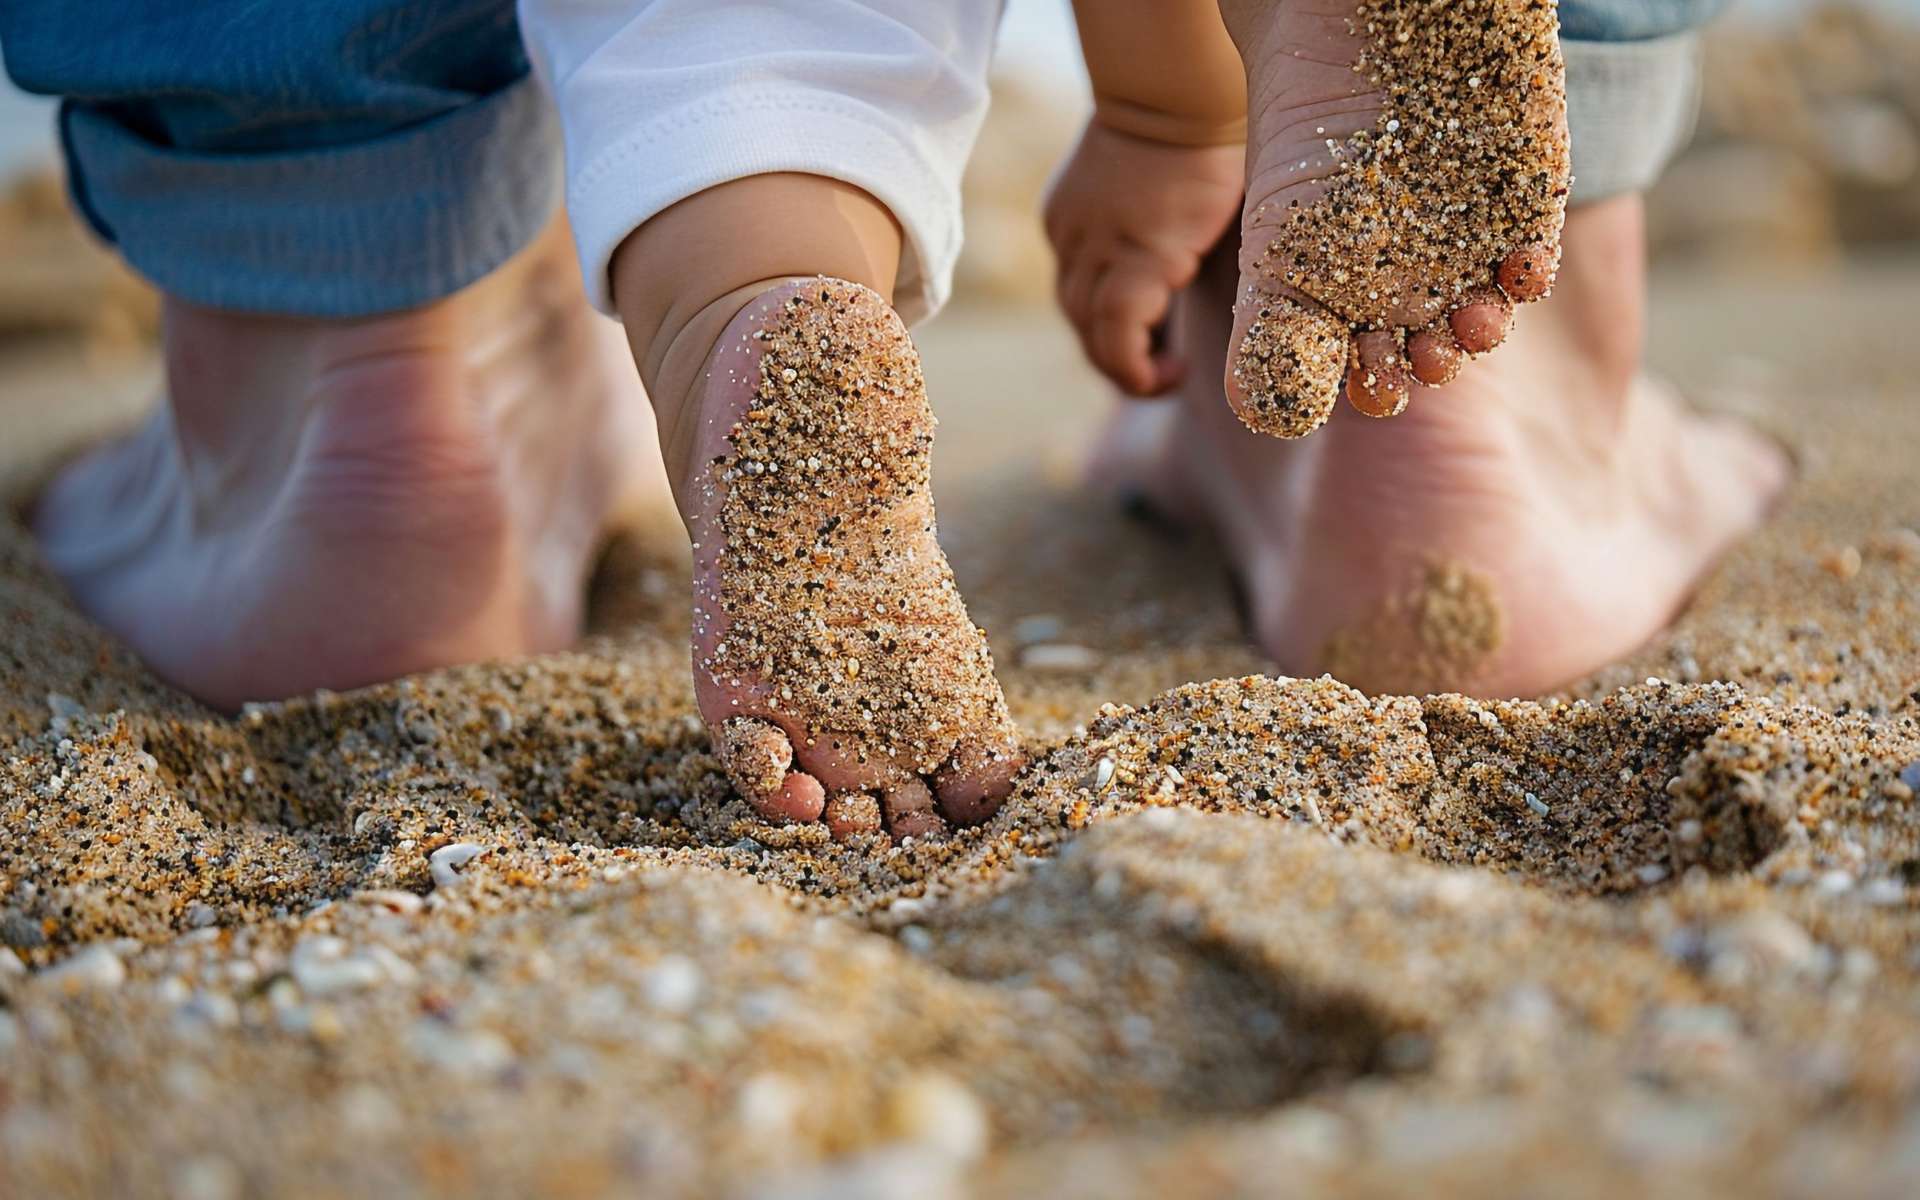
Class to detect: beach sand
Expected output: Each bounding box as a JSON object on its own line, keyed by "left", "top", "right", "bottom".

{"left": 2, "top": 242, "right": 1919, "bottom": 1195}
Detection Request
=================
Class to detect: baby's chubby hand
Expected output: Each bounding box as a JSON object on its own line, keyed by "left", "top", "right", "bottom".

{"left": 1043, "top": 119, "right": 1243, "bottom": 396}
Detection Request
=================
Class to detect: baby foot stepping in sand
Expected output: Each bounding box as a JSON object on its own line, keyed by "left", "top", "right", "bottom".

{"left": 689, "top": 280, "right": 1023, "bottom": 842}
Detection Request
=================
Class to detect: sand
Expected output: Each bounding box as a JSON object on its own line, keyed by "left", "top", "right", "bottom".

{"left": 5, "top": 260, "right": 1919, "bottom": 1198}
{"left": 3, "top": 250, "right": 1920, "bottom": 1196}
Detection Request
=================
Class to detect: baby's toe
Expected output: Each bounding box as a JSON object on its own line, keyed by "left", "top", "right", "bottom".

{"left": 1226, "top": 290, "right": 1351, "bottom": 438}
{"left": 1346, "top": 330, "right": 1412, "bottom": 418}
{"left": 1449, "top": 288, "right": 1515, "bottom": 354}
{"left": 822, "top": 791, "right": 883, "bottom": 843}
{"left": 1407, "top": 322, "right": 1465, "bottom": 387}
{"left": 881, "top": 777, "right": 947, "bottom": 842}
{"left": 932, "top": 732, "right": 1025, "bottom": 826}
{"left": 1497, "top": 241, "right": 1561, "bottom": 302}
{"left": 717, "top": 716, "right": 826, "bottom": 823}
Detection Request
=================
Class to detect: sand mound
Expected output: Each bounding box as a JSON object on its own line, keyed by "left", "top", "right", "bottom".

{"left": 5, "top": 268, "right": 1920, "bottom": 1195}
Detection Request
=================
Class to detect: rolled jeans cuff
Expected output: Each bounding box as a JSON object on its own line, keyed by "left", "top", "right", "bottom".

{"left": 60, "top": 75, "right": 560, "bottom": 318}
{"left": 1564, "top": 32, "right": 1703, "bottom": 204}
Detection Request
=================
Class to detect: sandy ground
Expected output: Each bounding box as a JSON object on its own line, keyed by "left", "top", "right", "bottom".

{"left": 2, "top": 256, "right": 1919, "bottom": 1198}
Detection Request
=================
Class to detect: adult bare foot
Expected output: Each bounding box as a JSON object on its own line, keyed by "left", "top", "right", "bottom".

{"left": 1217, "top": 0, "right": 1570, "bottom": 435}
{"left": 32, "top": 219, "right": 660, "bottom": 710}
{"left": 679, "top": 280, "right": 1022, "bottom": 841}
{"left": 1094, "top": 196, "right": 1790, "bottom": 697}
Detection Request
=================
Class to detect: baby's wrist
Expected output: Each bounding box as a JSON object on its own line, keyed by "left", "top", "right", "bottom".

{"left": 1091, "top": 96, "right": 1246, "bottom": 148}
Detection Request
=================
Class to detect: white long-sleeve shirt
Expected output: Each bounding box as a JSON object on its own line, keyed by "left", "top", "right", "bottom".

{"left": 520, "top": 0, "right": 1004, "bottom": 323}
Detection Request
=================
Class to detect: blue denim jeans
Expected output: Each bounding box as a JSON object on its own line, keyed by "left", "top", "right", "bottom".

{"left": 0, "top": 0, "right": 1720, "bottom": 319}
{"left": 1562, "top": 0, "right": 1730, "bottom": 42}
{"left": 0, "top": 0, "right": 556, "bottom": 317}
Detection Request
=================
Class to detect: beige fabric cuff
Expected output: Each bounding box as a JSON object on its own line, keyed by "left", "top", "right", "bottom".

{"left": 1564, "top": 32, "right": 1704, "bottom": 204}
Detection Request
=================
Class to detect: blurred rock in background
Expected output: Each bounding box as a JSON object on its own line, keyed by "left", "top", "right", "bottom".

{"left": 0, "top": 172, "right": 159, "bottom": 349}
{"left": 954, "top": 76, "right": 1083, "bottom": 307}
{"left": 1647, "top": 1, "right": 1920, "bottom": 266}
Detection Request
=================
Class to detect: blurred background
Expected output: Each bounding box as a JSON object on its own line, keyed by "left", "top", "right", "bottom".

{"left": 1, "top": 0, "right": 1917, "bottom": 489}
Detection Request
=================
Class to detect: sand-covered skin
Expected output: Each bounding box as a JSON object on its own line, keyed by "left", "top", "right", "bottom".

{"left": 1232, "top": 0, "right": 1570, "bottom": 435}
{"left": 1321, "top": 559, "right": 1507, "bottom": 697}
{"left": 4, "top": 262, "right": 1920, "bottom": 1197}
{"left": 697, "top": 283, "right": 1019, "bottom": 834}
{"left": 1219, "top": 295, "right": 1350, "bottom": 438}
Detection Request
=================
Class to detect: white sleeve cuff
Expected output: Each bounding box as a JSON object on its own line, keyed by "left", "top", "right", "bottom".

{"left": 563, "top": 84, "right": 962, "bottom": 324}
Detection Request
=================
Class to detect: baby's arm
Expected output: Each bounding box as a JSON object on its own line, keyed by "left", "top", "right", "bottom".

{"left": 1045, "top": 1, "right": 1248, "bottom": 394}
{"left": 1074, "top": 0, "right": 1246, "bottom": 148}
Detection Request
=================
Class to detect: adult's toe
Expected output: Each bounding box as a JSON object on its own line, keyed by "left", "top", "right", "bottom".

{"left": 881, "top": 777, "right": 947, "bottom": 842}
{"left": 933, "top": 734, "right": 1025, "bottom": 826}
{"left": 822, "top": 791, "right": 883, "bottom": 842}
{"left": 717, "top": 716, "right": 825, "bottom": 823}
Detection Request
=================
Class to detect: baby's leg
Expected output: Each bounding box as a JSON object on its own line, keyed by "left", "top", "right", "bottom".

{"left": 525, "top": 0, "right": 1021, "bottom": 837}
{"left": 609, "top": 177, "right": 1021, "bottom": 840}
{"left": 7, "top": 0, "right": 661, "bottom": 709}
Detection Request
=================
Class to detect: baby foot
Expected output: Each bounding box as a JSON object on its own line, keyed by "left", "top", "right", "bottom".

{"left": 684, "top": 280, "right": 1023, "bottom": 841}
{"left": 1218, "top": 0, "right": 1569, "bottom": 435}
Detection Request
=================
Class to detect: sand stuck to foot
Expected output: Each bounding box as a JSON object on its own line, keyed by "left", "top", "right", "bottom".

{"left": 3, "top": 269, "right": 1920, "bottom": 1197}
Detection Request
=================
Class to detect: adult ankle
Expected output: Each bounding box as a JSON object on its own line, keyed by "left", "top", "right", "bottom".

{"left": 1547, "top": 194, "right": 1649, "bottom": 399}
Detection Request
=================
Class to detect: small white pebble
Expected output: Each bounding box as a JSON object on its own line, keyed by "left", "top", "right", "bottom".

{"left": 171, "top": 1155, "right": 243, "bottom": 1200}
{"left": 1816, "top": 869, "right": 1856, "bottom": 895}
{"left": 429, "top": 843, "right": 489, "bottom": 888}
{"left": 883, "top": 1071, "right": 989, "bottom": 1161}
{"left": 40, "top": 944, "right": 126, "bottom": 991}
{"left": 642, "top": 955, "right": 704, "bottom": 1014}
{"left": 1860, "top": 878, "right": 1907, "bottom": 906}
{"left": 411, "top": 1022, "right": 514, "bottom": 1076}
{"left": 1081, "top": 756, "right": 1116, "bottom": 792}
{"left": 899, "top": 925, "right": 934, "bottom": 955}
{"left": 1020, "top": 643, "right": 1103, "bottom": 673}
{"left": 291, "top": 936, "right": 386, "bottom": 998}
{"left": 735, "top": 1072, "right": 805, "bottom": 1138}
{"left": 352, "top": 889, "right": 425, "bottom": 916}
{"left": 1137, "top": 807, "right": 1180, "bottom": 833}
